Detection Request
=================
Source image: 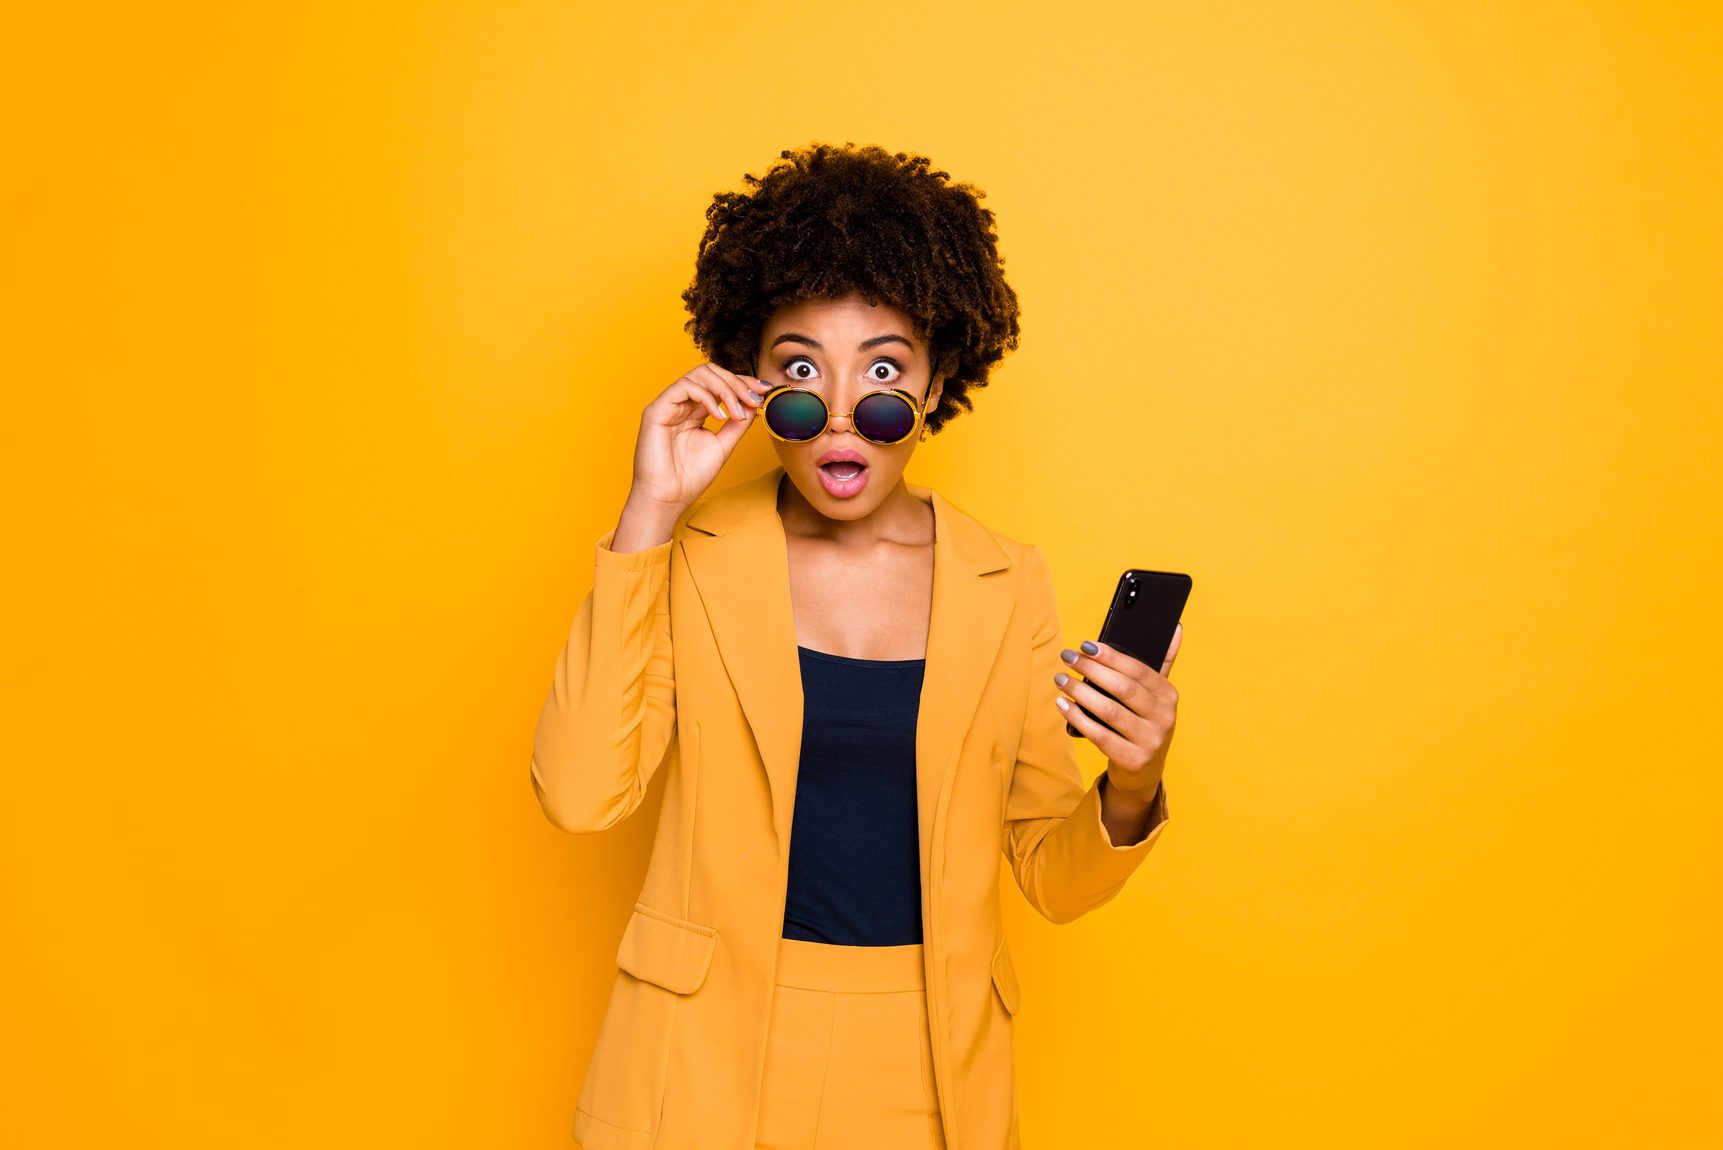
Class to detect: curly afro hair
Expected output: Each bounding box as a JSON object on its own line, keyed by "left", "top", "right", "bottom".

{"left": 681, "top": 142, "right": 1021, "bottom": 437}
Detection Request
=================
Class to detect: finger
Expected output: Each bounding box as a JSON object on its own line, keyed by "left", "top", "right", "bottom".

{"left": 669, "top": 378, "right": 726, "bottom": 425}
{"left": 693, "top": 363, "right": 750, "bottom": 414}
{"left": 1060, "top": 640, "right": 1167, "bottom": 719}
{"left": 739, "top": 369, "right": 773, "bottom": 402}
{"left": 706, "top": 361, "right": 772, "bottom": 395}
{"left": 1054, "top": 693, "right": 1134, "bottom": 760}
{"left": 695, "top": 362, "right": 764, "bottom": 416}
{"left": 682, "top": 368, "right": 744, "bottom": 422}
{"left": 1055, "top": 672, "right": 1147, "bottom": 742}
{"left": 685, "top": 374, "right": 747, "bottom": 425}
{"left": 714, "top": 398, "right": 751, "bottom": 448}
{"left": 1161, "top": 623, "right": 1182, "bottom": 677}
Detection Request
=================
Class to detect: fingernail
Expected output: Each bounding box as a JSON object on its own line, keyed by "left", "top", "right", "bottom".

{"left": 1054, "top": 672, "right": 1069, "bottom": 687}
{"left": 1060, "top": 649, "right": 1077, "bottom": 665}
{"left": 1055, "top": 697, "right": 1069, "bottom": 712}
{"left": 1080, "top": 640, "right": 1099, "bottom": 655}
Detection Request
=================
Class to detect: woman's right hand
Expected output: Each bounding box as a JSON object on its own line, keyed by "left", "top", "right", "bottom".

{"left": 628, "top": 362, "right": 773, "bottom": 513}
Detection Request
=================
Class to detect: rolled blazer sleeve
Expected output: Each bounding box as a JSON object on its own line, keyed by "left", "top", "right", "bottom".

{"left": 1001, "top": 545, "right": 1171, "bottom": 924}
{"left": 531, "top": 528, "right": 678, "bottom": 834}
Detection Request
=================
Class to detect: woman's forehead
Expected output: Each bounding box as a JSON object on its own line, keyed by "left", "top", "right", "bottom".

{"left": 761, "top": 293, "right": 921, "bottom": 346}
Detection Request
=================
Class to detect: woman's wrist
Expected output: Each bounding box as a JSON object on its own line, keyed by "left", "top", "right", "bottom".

{"left": 610, "top": 492, "right": 686, "bottom": 553}
{"left": 1098, "top": 771, "right": 1160, "bottom": 848}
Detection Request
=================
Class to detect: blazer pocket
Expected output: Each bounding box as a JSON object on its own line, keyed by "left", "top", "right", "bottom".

{"left": 990, "top": 935, "right": 1022, "bottom": 1016}
{"left": 617, "top": 901, "right": 719, "bottom": 994}
{"left": 576, "top": 904, "right": 720, "bottom": 1138}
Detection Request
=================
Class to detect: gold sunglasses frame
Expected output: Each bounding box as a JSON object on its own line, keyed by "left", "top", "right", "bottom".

{"left": 756, "top": 384, "right": 930, "bottom": 445}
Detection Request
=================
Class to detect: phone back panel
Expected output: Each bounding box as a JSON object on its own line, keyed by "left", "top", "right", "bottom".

{"left": 1067, "top": 569, "right": 1193, "bottom": 736}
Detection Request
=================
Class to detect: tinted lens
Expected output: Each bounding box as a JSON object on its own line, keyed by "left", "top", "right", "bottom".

{"left": 853, "top": 392, "right": 917, "bottom": 444}
{"left": 764, "top": 390, "right": 827, "bottom": 441}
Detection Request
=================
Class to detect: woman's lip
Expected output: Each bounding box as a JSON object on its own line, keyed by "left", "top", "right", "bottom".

{"left": 816, "top": 461, "right": 870, "bottom": 499}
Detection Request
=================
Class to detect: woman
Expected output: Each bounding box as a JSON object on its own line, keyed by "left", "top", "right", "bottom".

{"left": 533, "top": 142, "right": 1181, "bottom": 1150}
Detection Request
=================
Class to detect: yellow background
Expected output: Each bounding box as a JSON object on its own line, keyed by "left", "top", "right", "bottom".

{"left": 5, "top": 2, "right": 1720, "bottom": 1146}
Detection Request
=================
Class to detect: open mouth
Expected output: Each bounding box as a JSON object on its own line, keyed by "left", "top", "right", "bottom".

{"left": 815, "top": 456, "right": 871, "bottom": 498}
{"left": 819, "top": 461, "right": 867, "bottom": 481}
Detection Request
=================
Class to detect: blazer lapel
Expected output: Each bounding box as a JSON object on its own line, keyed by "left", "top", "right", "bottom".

{"left": 682, "top": 465, "right": 1015, "bottom": 867}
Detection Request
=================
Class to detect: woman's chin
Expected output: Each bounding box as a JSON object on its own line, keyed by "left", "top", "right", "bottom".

{"left": 781, "top": 466, "right": 889, "bottom": 521}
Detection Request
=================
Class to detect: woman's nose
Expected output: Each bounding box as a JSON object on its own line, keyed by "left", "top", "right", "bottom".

{"left": 821, "top": 398, "right": 858, "bottom": 433}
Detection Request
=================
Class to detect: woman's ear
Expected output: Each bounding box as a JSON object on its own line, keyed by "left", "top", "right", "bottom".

{"left": 920, "top": 371, "right": 945, "bottom": 441}
{"left": 927, "top": 348, "right": 957, "bottom": 409}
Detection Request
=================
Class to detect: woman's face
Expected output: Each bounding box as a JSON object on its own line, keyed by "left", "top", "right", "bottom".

{"left": 754, "top": 290, "right": 944, "bottom": 523}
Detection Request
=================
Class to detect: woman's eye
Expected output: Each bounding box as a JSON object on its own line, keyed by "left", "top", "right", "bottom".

{"left": 782, "top": 356, "right": 901, "bottom": 383}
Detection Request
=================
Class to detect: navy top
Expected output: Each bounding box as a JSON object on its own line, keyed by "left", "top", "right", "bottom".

{"left": 781, "top": 645, "right": 927, "bottom": 946}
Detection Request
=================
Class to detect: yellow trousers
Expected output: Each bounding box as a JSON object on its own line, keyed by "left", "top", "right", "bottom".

{"left": 755, "top": 936, "right": 947, "bottom": 1149}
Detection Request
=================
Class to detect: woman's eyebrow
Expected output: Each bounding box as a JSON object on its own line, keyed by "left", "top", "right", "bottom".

{"left": 769, "top": 332, "right": 915, "bottom": 352}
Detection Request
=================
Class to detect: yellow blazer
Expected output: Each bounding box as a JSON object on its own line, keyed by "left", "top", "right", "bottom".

{"left": 532, "top": 464, "right": 1171, "bottom": 1150}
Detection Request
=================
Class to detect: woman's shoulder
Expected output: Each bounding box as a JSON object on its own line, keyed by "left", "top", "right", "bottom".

{"left": 920, "top": 483, "right": 1048, "bottom": 578}
{"left": 976, "top": 518, "right": 1041, "bottom": 568}
{"left": 918, "top": 481, "right": 1025, "bottom": 545}
{"left": 675, "top": 467, "right": 784, "bottom": 539}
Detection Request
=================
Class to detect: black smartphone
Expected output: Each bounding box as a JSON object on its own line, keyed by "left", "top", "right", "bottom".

{"left": 1066, "top": 568, "right": 1193, "bottom": 737}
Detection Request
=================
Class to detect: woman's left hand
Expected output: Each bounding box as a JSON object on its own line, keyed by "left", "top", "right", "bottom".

{"left": 1053, "top": 623, "right": 1182, "bottom": 800}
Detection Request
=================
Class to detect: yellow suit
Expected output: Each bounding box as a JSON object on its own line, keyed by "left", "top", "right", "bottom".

{"left": 533, "top": 464, "right": 1172, "bottom": 1149}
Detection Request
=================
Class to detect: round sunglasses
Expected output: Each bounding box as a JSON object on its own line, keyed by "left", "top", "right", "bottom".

{"left": 758, "top": 384, "right": 930, "bottom": 445}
